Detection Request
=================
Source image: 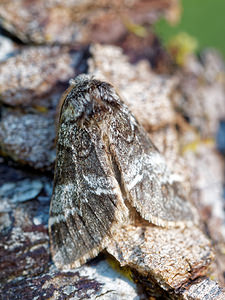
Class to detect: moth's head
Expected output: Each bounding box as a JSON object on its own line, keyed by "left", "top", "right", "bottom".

{"left": 69, "top": 74, "right": 92, "bottom": 87}
{"left": 59, "top": 74, "right": 122, "bottom": 123}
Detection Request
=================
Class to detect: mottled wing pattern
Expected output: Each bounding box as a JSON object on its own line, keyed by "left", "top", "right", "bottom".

{"left": 108, "top": 105, "right": 195, "bottom": 227}
{"left": 49, "top": 78, "right": 128, "bottom": 269}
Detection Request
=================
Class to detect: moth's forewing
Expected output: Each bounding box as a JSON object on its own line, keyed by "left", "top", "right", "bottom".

{"left": 49, "top": 79, "right": 129, "bottom": 269}
{"left": 107, "top": 106, "right": 196, "bottom": 227}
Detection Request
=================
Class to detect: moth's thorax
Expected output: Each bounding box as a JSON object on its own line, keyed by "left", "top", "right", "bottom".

{"left": 60, "top": 75, "right": 121, "bottom": 123}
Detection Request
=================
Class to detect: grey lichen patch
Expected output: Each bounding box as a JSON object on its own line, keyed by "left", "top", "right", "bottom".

{"left": 0, "top": 109, "right": 56, "bottom": 170}
{"left": 0, "top": 34, "right": 16, "bottom": 62}
{"left": 181, "top": 277, "right": 225, "bottom": 300}
{"left": 0, "top": 179, "right": 43, "bottom": 204}
{"left": 0, "top": 46, "right": 80, "bottom": 108}
{"left": 1, "top": 260, "right": 140, "bottom": 300}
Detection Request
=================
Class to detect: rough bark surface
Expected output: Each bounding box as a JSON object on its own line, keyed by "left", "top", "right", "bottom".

{"left": 0, "top": 45, "right": 88, "bottom": 108}
{"left": 0, "top": 0, "right": 178, "bottom": 45}
{"left": 0, "top": 4, "right": 224, "bottom": 297}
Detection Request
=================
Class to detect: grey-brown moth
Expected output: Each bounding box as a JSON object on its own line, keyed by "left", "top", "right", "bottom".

{"left": 49, "top": 74, "right": 196, "bottom": 269}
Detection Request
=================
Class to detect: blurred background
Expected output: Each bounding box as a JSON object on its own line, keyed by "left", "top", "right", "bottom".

{"left": 156, "top": 0, "right": 225, "bottom": 59}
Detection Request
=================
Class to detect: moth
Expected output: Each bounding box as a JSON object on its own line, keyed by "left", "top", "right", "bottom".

{"left": 49, "top": 74, "right": 196, "bottom": 269}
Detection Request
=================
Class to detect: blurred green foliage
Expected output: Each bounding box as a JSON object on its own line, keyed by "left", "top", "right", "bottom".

{"left": 154, "top": 0, "right": 225, "bottom": 58}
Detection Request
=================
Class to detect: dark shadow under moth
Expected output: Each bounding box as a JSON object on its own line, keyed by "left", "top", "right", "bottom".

{"left": 49, "top": 74, "right": 196, "bottom": 269}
